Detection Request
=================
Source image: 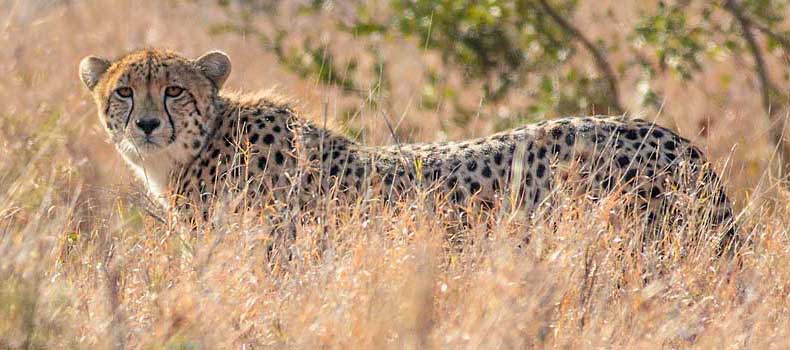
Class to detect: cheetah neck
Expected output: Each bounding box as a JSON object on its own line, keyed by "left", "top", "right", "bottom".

{"left": 118, "top": 142, "right": 189, "bottom": 208}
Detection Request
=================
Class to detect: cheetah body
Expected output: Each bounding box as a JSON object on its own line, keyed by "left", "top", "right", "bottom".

{"left": 79, "top": 49, "right": 735, "bottom": 242}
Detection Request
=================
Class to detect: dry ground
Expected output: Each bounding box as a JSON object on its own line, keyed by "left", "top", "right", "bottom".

{"left": 0, "top": 0, "right": 788, "bottom": 349}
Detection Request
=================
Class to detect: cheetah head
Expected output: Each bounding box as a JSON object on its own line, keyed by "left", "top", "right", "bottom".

{"left": 79, "top": 49, "right": 230, "bottom": 161}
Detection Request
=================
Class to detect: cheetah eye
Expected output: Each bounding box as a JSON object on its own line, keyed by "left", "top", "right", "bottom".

{"left": 165, "top": 86, "right": 185, "bottom": 98}
{"left": 114, "top": 87, "right": 133, "bottom": 98}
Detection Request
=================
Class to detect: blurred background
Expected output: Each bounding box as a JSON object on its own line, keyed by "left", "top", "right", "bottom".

{"left": 1, "top": 0, "right": 788, "bottom": 205}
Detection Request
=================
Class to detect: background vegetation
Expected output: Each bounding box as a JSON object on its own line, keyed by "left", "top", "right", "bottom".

{"left": 0, "top": 0, "right": 788, "bottom": 348}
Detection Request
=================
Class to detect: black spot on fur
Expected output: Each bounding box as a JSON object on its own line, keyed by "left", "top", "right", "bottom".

{"left": 550, "top": 128, "right": 563, "bottom": 140}
{"left": 624, "top": 169, "right": 637, "bottom": 181}
{"left": 602, "top": 176, "right": 613, "bottom": 191}
{"left": 422, "top": 171, "right": 431, "bottom": 181}
{"left": 716, "top": 190, "right": 728, "bottom": 205}
{"left": 536, "top": 164, "right": 546, "bottom": 178}
{"left": 650, "top": 186, "right": 662, "bottom": 198}
{"left": 447, "top": 176, "right": 457, "bottom": 188}
{"left": 493, "top": 152, "right": 503, "bottom": 165}
{"left": 430, "top": 168, "right": 442, "bottom": 181}
{"left": 565, "top": 132, "right": 575, "bottom": 146}
{"left": 274, "top": 151, "right": 285, "bottom": 165}
{"left": 592, "top": 133, "right": 606, "bottom": 144}
{"left": 524, "top": 173, "right": 533, "bottom": 187}
{"left": 689, "top": 148, "right": 701, "bottom": 160}
{"left": 258, "top": 157, "right": 267, "bottom": 170}
{"left": 648, "top": 150, "right": 661, "bottom": 161}
{"left": 537, "top": 147, "right": 547, "bottom": 159}
{"left": 550, "top": 143, "right": 562, "bottom": 157}
{"left": 481, "top": 166, "right": 492, "bottom": 178}
{"left": 263, "top": 134, "right": 275, "bottom": 145}
{"left": 452, "top": 191, "right": 465, "bottom": 203}
{"left": 617, "top": 155, "right": 630, "bottom": 168}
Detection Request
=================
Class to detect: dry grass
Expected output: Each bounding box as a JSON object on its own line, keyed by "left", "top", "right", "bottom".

{"left": 0, "top": 0, "right": 789, "bottom": 349}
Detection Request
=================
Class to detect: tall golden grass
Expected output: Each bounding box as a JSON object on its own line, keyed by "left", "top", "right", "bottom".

{"left": 0, "top": 0, "right": 788, "bottom": 348}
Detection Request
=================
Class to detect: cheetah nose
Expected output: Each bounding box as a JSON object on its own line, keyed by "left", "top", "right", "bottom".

{"left": 135, "top": 118, "right": 161, "bottom": 135}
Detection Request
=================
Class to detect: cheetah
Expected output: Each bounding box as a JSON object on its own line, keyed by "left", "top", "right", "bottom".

{"left": 79, "top": 49, "right": 738, "bottom": 249}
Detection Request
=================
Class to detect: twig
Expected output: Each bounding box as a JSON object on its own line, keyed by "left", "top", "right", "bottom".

{"left": 740, "top": 10, "right": 790, "bottom": 53}
{"left": 723, "top": 0, "right": 775, "bottom": 114}
{"left": 537, "top": 0, "right": 624, "bottom": 114}
{"left": 724, "top": 0, "right": 788, "bottom": 172}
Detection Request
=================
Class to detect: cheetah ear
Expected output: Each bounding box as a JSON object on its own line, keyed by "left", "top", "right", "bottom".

{"left": 195, "top": 50, "right": 231, "bottom": 88}
{"left": 79, "top": 56, "right": 111, "bottom": 91}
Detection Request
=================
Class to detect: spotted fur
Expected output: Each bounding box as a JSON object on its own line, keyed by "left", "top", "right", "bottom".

{"left": 80, "top": 49, "right": 738, "bottom": 248}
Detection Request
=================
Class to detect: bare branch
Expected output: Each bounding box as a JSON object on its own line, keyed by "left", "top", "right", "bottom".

{"left": 724, "top": 0, "right": 776, "bottom": 114}
{"left": 724, "top": 0, "right": 788, "bottom": 173}
{"left": 537, "top": 0, "right": 624, "bottom": 114}
{"left": 741, "top": 11, "right": 790, "bottom": 53}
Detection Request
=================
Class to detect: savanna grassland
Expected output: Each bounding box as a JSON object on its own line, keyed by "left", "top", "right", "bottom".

{"left": 1, "top": 0, "right": 789, "bottom": 349}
